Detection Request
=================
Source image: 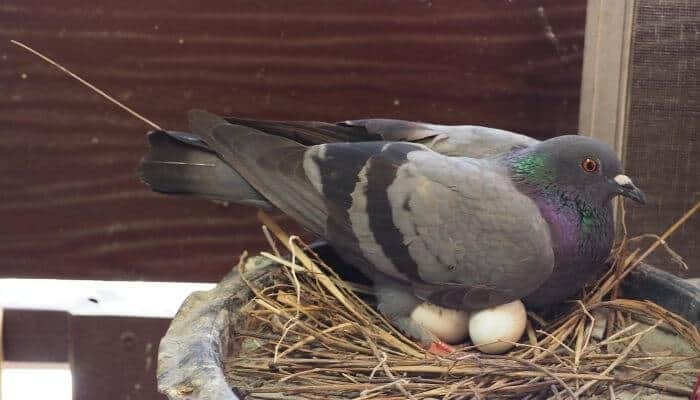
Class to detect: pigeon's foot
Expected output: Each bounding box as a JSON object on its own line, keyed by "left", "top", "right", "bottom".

{"left": 374, "top": 279, "right": 460, "bottom": 352}
{"left": 375, "top": 280, "right": 433, "bottom": 335}
{"left": 381, "top": 313, "right": 442, "bottom": 347}
{"left": 426, "top": 340, "right": 455, "bottom": 355}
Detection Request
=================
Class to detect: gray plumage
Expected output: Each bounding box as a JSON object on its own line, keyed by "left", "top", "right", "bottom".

{"left": 140, "top": 130, "right": 268, "bottom": 207}
{"left": 139, "top": 110, "right": 645, "bottom": 346}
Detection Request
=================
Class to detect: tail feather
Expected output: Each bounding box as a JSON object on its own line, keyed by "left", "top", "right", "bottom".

{"left": 185, "top": 110, "right": 329, "bottom": 236}
{"left": 138, "top": 130, "right": 270, "bottom": 208}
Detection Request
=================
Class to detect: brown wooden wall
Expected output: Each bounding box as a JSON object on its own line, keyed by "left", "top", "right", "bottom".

{"left": 1, "top": 0, "right": 587, "bottom": 282}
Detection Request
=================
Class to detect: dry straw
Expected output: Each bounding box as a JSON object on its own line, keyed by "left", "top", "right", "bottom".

{"left": 225, "top": 206, "right": 699, "bottom": 399}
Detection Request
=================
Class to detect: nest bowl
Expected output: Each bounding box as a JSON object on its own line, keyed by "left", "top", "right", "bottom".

{"left": 157, "top": 229, "right": 699, "bottom": 400}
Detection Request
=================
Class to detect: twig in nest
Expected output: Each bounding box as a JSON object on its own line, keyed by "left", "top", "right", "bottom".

{"left": 278, "top": 323, "right": 355, "bottom": 359}
{"left": 489, "top": 355, "right": 578, "bottom": 400}
{"left": 262, "top": 225, "right": 281, "bottom": 257}
{"left": 258, "top": 210, "right": 369, "bottom": 325}
{"left": 573, "top": 321, "right": 660, "bottom": 397}
{"left": 629, "top": 354, "right": 700, "bottom": 381}
{"left": 626, "top": 234, "right": 688, "bottom": 270}
{"left": 360, "top": 327, "right": 417, "bottom": 400}
{"left": 611, "top": 201, "right": 699, "bottom": 289}
{"left": 258, "top": 210, "right": 424, "bottom": 358}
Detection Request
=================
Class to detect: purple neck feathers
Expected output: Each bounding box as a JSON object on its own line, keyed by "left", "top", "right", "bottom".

{"left": 535, "top": 197, "right": 582, "bottom": 262}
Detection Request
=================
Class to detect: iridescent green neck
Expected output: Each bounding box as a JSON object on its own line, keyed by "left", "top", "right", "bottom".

{"left": 508, "top": 152, "right": 554, "bottom": 186}
{"left": 578, "top": 201, "right": 599, "bottom": 235}
{"left": 506, "top": 149, "right": 612, "bottom": 258}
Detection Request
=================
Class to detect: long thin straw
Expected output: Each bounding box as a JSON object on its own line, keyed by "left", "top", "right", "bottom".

{"left": 10, "top": 40, "right": 162, "bottom": 130}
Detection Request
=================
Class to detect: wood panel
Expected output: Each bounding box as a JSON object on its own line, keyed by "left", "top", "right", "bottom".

{"left": 70, "top": 316, "right": 169, "bottom": 400}
{"left": 623, "top": 0, "right": 699, "bottom": 277}
{"left": 578, "top": 0, "right": 634, "bottom": 154}
{"left": 2, "top": 309, "right": 70, "bottom": 362}
{"left": 0, "top": 0, "right": 586, "bottom": 282}
{"left": 3, "top": 310, "right": 169, "bottom": 399}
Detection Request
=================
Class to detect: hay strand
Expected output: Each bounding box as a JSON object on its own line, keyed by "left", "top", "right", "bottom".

{"left": 10, "top": 40, "right": 162, "bottom": 130}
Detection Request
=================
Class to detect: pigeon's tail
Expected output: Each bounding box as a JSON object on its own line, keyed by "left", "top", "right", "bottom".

{"left": 138, "top": 130, "right": 271, "bottom": 208}
{"left": 183, "top": 109, "right": 329, "bottom": 236}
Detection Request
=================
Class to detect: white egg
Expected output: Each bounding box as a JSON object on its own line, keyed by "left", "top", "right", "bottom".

{"left": 468, "top": 300, "right": 527, "bottom": 354}
{"left": 410, "top": 302, "right": 471, "bottom": 344}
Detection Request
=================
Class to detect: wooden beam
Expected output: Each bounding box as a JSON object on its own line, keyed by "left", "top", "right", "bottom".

{"left": 70, "top": 316, "right": 170, "bottom": 400}
{"left": 2, "top": 310, "right": 172, "bottom": 399}
{"left": 0, "top": 279, "right": 215, "bottom": 319}
{"left": 578, "top": 0, "right": 636, "bottom": 154}
{"left": 2, "top": 309, "right": 69, "bottom": 363}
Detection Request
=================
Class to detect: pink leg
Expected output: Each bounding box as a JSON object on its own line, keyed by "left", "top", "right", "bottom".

{"left": 426, "top": 339, "right": 455, "bottom": 355}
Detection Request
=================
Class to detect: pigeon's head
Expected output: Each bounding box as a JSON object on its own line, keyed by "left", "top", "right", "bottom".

{"left": 510, "top": 135, "right": 646, "bottom": 206}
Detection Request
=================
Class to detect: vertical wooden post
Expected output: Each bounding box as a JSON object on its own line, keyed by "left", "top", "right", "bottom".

{"left": 578, "top": 0, "right": 636, "bottom": 222}
{"left": 578, "top": 0, "right": 636, "bottom": 155}
{"left": 581, "top": 0, "right": 699, "bottom": 275}
{"left": 70, "top": 316, "right": 169, "bottom": 400}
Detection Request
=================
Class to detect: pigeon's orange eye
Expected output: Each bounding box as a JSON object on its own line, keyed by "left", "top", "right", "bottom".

{"left": 581, "top": 157, "right": 599, "bottom": 173}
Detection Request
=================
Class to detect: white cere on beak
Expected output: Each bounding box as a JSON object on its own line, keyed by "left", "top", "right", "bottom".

{"left": 410, "top": 302, "right": 471, "bottom": 344}
{"left": 468, "top": 300, "right": 527, "bottom": 354}
{"left": 614, "top": 174, "right": 633, "bottom": 186}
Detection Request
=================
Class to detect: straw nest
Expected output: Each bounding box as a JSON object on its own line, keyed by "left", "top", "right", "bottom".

{"left": 224, "top": 206, "right": 700, "bottom": 400}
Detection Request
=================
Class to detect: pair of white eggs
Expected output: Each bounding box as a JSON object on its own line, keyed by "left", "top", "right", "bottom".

{"left": 410, "top": 300, "right": 527, "bottom": 354}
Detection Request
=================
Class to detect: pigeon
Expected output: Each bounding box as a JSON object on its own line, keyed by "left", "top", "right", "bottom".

{"left": 139, "top": 110, "right": 645, "bottom": 349}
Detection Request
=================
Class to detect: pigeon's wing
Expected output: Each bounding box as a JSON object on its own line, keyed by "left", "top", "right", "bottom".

{"left": 341, "top": 119, "right": 539, "bottom": 157}
{"left": 223, "top": 116, "right": 382, "bottom": 145}
{"left": 303, "top": 141, "right": 555, "bottom": 310}
{"left": 382, "top": 150, "right": 555, "bottom": 309}
{"left": 338, "top": 119, "right": 441, "bottom": 142}
{"left": 188, "top": 111, "right": 430, "bottom": 239}
{"left": 224, "top": 116, "right": 537, "bottom": 158}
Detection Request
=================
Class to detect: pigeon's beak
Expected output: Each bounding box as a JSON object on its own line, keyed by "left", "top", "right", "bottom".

{"left": 614, "top": 175, "right": 646, "bottom": 204}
